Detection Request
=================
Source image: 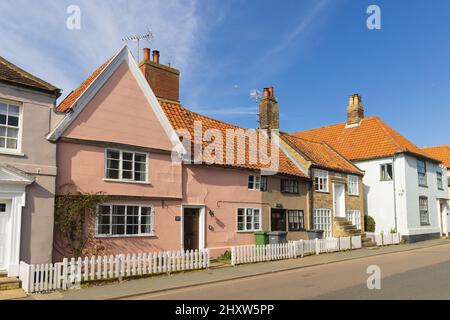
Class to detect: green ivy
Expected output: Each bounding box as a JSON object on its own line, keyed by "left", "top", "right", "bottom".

{"left": 55, "top": 192, "right": 108, "bottom": 258}
{"left": 365, "top": 215, "right": 376, "bottom": 232}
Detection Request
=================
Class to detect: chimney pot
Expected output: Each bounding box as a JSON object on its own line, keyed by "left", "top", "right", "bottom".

{"left": 143, "top": 48, "right": 151, "bottom": 61}
{"left": 263, "top": 88, "right": 270, "bottom": 98}
{"left": 268, "top": 87, "right": 274, "bottom": 97}
{"left": 152, "top": 50, "right": 160, "bottom": 64}
{"left": 347, "top": 93, "right": 364, "bottom": 125}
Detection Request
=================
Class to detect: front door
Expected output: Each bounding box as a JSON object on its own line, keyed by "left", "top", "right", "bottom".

{"left": 183, "top": 208, "right": 200, "bottom": 250}
{"left": 271, "top": 209, "right": 286, "bottom": 231}
{"left": 333, "top": 183, "right": 346, "bottom": 218}
{"left": 0, "top": 202, "right": 10, "bottom": 271}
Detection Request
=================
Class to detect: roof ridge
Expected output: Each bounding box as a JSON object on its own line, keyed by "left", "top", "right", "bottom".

{"left": 281, "top": 131, "right": 327, "bottom": 146}
{"left": 163, "top": 100, "right": 255, "bottom": 132}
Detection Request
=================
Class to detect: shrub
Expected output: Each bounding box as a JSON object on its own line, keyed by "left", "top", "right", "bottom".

{"left": 219, "top": 250, "right": 232, "bottom": 261}
{"left": 365, "top": 215, "right": 376, "bottom": 232}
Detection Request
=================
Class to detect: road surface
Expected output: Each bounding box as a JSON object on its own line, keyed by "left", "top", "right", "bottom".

{"left": 121, "top": 243, "right": 450, "bottom": 299}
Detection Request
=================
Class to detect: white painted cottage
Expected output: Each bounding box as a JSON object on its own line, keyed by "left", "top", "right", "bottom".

{"left": 294, "top": 94, "right": 449, "bottom": 242}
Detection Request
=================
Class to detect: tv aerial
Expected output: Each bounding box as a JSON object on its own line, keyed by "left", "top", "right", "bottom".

{"left": 122, "top": 30, "right": 153, "bottom": 61}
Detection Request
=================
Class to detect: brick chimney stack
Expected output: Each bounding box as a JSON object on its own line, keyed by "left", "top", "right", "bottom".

{"left": 347, "top": 94, "right": 364, "bottom": 125}
{"left": 139, "top": 48, "right": 180, "bottom": 102}
{"left": 259, "top": 86, "right": 279, "bottom": 131}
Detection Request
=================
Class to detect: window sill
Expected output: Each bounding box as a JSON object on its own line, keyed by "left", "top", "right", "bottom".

{"left": 418, "top": 184, "right": 428, "bottom": 188}
{"left": 103, "top": 178, "right": 150, "bottom": 185}
{"left": 348, "top": 193, "right": 360, "bottom": 197}
{"left": 95, "top": 233, "right": 156, "bottom": 239}
{"left": 0, "top": 149, "right": 25, "bottom": 157}
{"left": 237, "top": 230, "right": 261, "bottom": 233}
{"left": 315, "top": 190, "right": 330, "bottom": 194}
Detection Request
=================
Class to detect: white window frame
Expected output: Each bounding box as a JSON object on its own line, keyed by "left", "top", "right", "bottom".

{"left": 346, "top": 210, "right": 361, "bottom": 230}
{"left": 104, "top": 148, "right": 149, "bottom": 183}
{"left": 313, "top": 209, "right": 332, "bottom": 238}
{"left": 96, "top": 204, "right": 154, "bottom": 237}
{"left": 380, "top": 163, "right": 393, "bottom": 181}
{"left": 417, "top": 159, "right": 427, "bottom": 187}
{"left": 437, "top": 171, "right": 444, "bottom": 190}
{"left": 347, "top": 175, "right": 359, "bottom": 196}
{"left": 237, "top": 208, "right": 261, "bottom": 232}
{"left": 0, "top": 99, "right": 23, "bottom": 155}
{"left": 248, "top": 175, "right": 261, "bottom": 191}
{"left": 314, "top": 169, "right": 329, "bottom": 192}
{"left": 419, "top": 197, "right": 430, "bottom": 226}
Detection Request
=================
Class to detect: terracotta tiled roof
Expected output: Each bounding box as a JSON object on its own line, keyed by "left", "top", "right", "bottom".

{"left": 54, "top": 57, "right": 306, "bottom": 178}
{"left": 0, "top": 55, "right": 60, "bottom": 96}
{"left": 294, "top": 116, "right": 441, "bottom": 163}
{"left": 422, "top": 145, "right": 450, "bottom": 168}
{"left": 281, "top": 133, "right": 363, "bottom": 175}
{"left": 160, "top": 100, "right": 306, "bottom": 178}
{"left": 56, "top": 59, "right": 111, "bottom": 112}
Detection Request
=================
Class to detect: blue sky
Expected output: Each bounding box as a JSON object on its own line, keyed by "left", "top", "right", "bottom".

{"left": 0, "top": 0, "right": 449, "bottom": 147}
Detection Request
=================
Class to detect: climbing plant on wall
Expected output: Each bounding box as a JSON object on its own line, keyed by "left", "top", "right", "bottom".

{"left": 54, "top": 192, "right": 108, "bottom": 258}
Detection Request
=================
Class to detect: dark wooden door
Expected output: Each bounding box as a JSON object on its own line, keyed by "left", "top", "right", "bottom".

{"left": 271, "top": 209, "right": 286, "bottom": 231}
{"left": 184, "top": 208, "right": 199, "bottom": 250}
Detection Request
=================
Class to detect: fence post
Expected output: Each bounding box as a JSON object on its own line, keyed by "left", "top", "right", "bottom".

{"left": 315, "top": 238, "right": 320, "bottom": 255}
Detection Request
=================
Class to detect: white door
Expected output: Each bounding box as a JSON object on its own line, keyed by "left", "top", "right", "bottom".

{"left": 0, "top": 201, "right": 10, "bottom": 271}
{"left": 333, "top": 183, "right": 346, "bottom": 218}
{"left": 439, "top": 200, "right": 449, "bottom": 236}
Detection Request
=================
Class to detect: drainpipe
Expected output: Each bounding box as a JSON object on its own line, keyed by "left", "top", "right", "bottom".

{"left": 392, "top": 153, "right": 398, "bottom": 232}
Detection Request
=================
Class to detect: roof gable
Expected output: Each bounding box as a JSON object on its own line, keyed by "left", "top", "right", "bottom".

{"left": 294, "top": 116, "right": 440, "bottom": 163}
{"left": 48, "top": 46, "right": 184, "bottom": 154}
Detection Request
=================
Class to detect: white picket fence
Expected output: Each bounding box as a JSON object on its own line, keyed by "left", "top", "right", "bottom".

{"left": 19, "top": 249, "right": 210, "bottom": 294}
{"left": 366, "top": 232, "right": 401, "bottom": 246}
{"left": 231, "top": 236, "right": 361, "bottom": 266}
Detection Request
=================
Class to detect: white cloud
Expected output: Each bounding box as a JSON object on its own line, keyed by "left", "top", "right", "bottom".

{"left": 0, "top": 0, "right": 202, "bottom": 101}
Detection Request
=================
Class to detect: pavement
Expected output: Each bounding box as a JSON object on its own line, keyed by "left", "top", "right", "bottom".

{"left": 23, "top": 238, "right": 450, "bottom": 300}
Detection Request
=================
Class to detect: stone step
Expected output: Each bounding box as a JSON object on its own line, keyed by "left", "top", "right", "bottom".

{"left": 362, "top": 241, "right": 377, "bottom": 248}
{"left": 0, "top": 273, "right": 8, "bottom": 278}
{"left": 0, "top": 277, "right": 20, "bottom": 291}
{"left": 0, "top": 288, "right": 27, "bottom": 300}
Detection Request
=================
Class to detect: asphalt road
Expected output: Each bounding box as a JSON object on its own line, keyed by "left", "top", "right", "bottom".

{"left": 122, "top": 243, "right": 450, "bottom": 300}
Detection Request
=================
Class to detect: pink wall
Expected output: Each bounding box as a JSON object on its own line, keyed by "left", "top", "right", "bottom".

{"left": 63, "top": 61, "right": 173, "bottom": 152}
{"left": 56, "top": 141, "right": 181, "bottom": 198}
{"left": 183, "top": 164, "right": 262, "bottom": 256}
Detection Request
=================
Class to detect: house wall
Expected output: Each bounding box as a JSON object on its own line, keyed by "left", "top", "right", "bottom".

{"left": 182, "top": 165, "right": 261, "bottom": 257}
{"left": 0, "top": 83, "right": 57, "bottom": 265}
{"left": 53, "top": 59, "right": 185, "bottom": 260}
{"left": 56, "top": 141, "right": 182, "bottom": 198}
{"left": 354, "top": 158, "right": 396, "bottom": 234}
{"left": 354, "top": 154, "right": 449, "bottom": 241}
{"left": 401, "top": 154, "right": 447, "bottom": 241}
{"left": 312, "top": 170, "right": 365, "bottom": 236}
{"left": 262, "top": 175, "right": 309, "bottom": 240}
